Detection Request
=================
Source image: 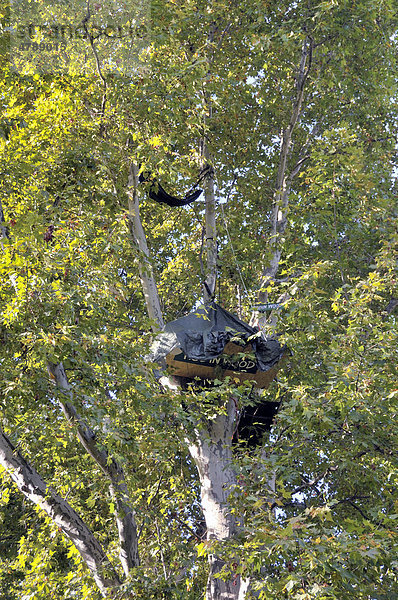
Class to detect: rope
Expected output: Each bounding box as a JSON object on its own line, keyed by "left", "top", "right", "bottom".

{"left": 215, "top": 173, "right": 251, "bottom": 300}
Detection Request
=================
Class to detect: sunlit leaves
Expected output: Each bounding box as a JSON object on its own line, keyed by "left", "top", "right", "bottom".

{"left": 0, "top": 0, "right": 397, "bottom": 598}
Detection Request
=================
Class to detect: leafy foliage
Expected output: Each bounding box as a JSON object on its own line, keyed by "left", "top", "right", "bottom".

{"left": 0, "top": 0, "right": 397, "bottom": 598}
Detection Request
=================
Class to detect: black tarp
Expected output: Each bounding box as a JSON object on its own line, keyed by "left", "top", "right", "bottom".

{"left": 139, "top": 172, "right": 202, "bottom": 207}
{"left": 150, "top": 302, "right": 286, "bottom": 372}
{"left": 233, "top": 401, "right": 281, "bottom": 445}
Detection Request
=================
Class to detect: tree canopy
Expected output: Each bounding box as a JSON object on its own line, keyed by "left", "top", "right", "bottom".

{"left": 0, "top": 1, "right": 397, "bottom": 599}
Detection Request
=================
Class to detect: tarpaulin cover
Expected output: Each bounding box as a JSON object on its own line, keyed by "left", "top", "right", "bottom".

{"left": 149, "top": 302, "right": 285, "bottom": 372}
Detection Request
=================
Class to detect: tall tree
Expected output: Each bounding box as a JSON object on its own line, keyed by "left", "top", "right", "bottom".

{"left": 0, "top": 1, "right": 397, "bottom": 599}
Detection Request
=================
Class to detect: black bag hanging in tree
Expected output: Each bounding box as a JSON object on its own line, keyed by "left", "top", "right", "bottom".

{"left": 139, "top": 172, "right": 203, "bottom": 207}
{"left": 149, "top": 302, "right": 287, "bottom": 388}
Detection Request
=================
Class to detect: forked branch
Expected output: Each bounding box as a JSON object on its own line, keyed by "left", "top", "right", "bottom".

{"left": 0, "top": 426, "right": 120, "bottom": 596}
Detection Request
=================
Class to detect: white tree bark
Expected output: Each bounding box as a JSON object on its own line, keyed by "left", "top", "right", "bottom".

{"left": 0, "top": 426, "right": 120, "bottom": 596}
{"left": 188, "top": 404, "right": 236, "bottom": 542}
{"left": 127, "top": 163, "right": 164, "bottom": 330}
{"left": 187, "top": 400, "right": 248, "bottom": 600}
{"left": 47, "top": 362, "right": 139, "bottom": 576}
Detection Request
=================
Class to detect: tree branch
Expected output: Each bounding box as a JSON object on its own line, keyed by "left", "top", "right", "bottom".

{"left": 202, "top": 25, "right": 218, "bottom": 304}
{"left": 0, "top": 198, "right": 9, "bottom": 249}
{"left": 253, "top": 36, "right": 314, "bottom": 329}
{"left": 47, "top": 361, "right": 139, "bottom": 576}
{"left": 127, "top": 163, "right": 164, "bottom": 330}
{"left": 0, "top": 426, "right": 120, "bottom": 596}
{"left": 270, "top": 464, "right": 339, "bottom": 510}
{"left": 347, "top": 499, "right": 388, "bottom": 530}
{"left": 81, "top": 0, "right": 107, "bottom": 129}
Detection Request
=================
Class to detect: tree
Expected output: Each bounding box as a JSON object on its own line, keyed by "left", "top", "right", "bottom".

{"left": 0, "top": 0, "right": 397, "bottom": 598}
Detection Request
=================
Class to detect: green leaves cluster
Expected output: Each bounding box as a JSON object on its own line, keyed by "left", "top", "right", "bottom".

{"left": 0, "top": 0, "right": 397, "bottom": 597}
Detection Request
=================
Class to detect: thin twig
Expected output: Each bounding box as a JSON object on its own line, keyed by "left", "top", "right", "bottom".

{"left": 81, "top": 1, "right": 107, "bottom": 131}
{"left": 347, "top": 500, "right": 388, "bottom": 530}
{"left": 137, "top": 476, "right": 164, "bottom": 539}
{"left": 271, "top": 464, "right": 339, "bottom": 509}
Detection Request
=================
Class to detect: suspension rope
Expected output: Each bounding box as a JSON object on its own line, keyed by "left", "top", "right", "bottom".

{"left": 215, "top": 173, "right": 251, "bottom": 301}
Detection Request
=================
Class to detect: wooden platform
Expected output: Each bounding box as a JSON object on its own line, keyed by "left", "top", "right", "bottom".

{"left": 165, "top": 342, "right": 286, "bottom": 389}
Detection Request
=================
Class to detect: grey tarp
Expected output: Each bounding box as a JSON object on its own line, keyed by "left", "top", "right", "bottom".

{"left": 149, "top": 302, "right": 285, "bottom": 372}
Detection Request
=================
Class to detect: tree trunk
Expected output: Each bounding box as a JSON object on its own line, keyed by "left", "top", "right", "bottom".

{"left": 0, "top": 427, "right": 120, "bottom": 597}
{"left": 187, "top": 400, "right": 248, "bottom": 600}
